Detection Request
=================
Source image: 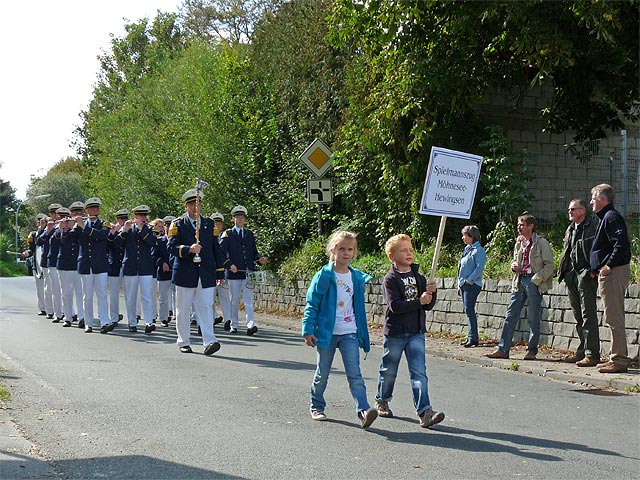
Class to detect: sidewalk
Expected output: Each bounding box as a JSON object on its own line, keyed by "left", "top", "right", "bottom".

{"left": 258, "top": 311, "right": 640, "bottom": 393}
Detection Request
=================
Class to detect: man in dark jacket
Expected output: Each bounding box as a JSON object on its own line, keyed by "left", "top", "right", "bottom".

{"left": 168, "top": 189, "right": 224, "bottom": 355}
{"left": 220, "top": 205, "right": 267, "bottom": 335}
{"left": 589, "top": 184, "right": 631, "bottom": 374}
{"left": 558, "top": 199, "right": 600, "bottom": 367}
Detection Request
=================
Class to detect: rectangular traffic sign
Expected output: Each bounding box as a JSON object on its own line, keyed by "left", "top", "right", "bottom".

{"left": 307, "top": 178, "right": 333, "bottom": 204}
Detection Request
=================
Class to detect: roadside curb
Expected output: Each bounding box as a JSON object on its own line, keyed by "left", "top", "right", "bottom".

{"left": 425, "top": 345, "right": 640, "bottom": 392}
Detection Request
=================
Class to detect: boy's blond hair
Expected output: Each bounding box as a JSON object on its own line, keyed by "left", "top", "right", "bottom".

{"left": 326, "top": 230, "right": 358, "bottom": 262}
{"left": 385, "top": 234, "right": 412, "bottom": 257}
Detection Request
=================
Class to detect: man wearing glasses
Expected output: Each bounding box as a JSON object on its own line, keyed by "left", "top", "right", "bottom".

{"left": 558, "top": 199, "right": 600, "bottom": 367}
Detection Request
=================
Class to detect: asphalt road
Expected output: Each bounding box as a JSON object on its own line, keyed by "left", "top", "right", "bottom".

{"left": 1, "top": 276, "right": 639, "bottom": 479}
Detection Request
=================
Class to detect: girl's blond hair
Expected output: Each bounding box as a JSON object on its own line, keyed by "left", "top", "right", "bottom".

{"left": 327, "top": 230, "right": 358, "bottom": 262}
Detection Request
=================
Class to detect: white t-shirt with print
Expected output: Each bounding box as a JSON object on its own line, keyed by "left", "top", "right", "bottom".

{"left": 333, "top": 271, "right": 357, "bottom": 335}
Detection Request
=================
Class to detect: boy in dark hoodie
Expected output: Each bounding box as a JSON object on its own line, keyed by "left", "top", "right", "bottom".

{"left": 375, "top": 234, "right": 445, "bottom": 428}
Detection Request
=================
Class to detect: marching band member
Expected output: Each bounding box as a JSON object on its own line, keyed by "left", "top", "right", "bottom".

{"left": 162, "top": 215, "right": 177, "bottom": 320}
{"left": 38, "top": 203, "right": 64, "bottom": 323}
{"left": 25, "top": 213, "right": 47, "bottom": 315}
{"left": 150, "top": 218, "right": 172, "bottom": 327}
{"left": 168, "top": 189, "right": 224, "bottom": 355}
{"left": 220, "top": 205, "right": 267, "bottom": 335}
{"left": 107, "top": 209, "right": 129, "bottom": 325}
{"left": 210, "top": 211, "right": 229, "bottom": 326}
{"left": 119, "top": 205, "right": 157, "bottom": 333}
{"left": 54, "top": 207, "right": 81, "bottom": 328}
{"left": 76, "top": 197, "right": 113, "bottom": 334}
{"left": 67, "top": 202, "right": 86, "bottom": 325}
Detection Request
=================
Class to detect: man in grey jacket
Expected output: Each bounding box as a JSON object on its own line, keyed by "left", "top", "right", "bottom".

{"left": 486, "top": 214, "right": 554, "bottom": 360}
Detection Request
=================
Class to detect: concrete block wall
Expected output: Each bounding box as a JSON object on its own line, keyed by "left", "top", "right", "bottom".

{"left": 476, "top": 83, "right": 640, "bottom": 221}
{"left": 254, "top": 277, "right": 640, "bottom": 360}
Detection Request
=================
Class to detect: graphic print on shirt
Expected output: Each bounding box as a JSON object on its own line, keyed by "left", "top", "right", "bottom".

{"left": 401, "top": 274, "right": 418, "bottom": 301}
{"left": 336, "top": 276, "right": 353, "bottom": 322}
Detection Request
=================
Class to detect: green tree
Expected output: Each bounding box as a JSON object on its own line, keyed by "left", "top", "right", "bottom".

{"left": 324, "top": 0, "right": 639, "bottom": 249}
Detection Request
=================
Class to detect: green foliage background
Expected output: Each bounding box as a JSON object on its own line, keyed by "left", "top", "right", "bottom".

{"left": 8, "top": 0, "right": 637, "bottom": 280}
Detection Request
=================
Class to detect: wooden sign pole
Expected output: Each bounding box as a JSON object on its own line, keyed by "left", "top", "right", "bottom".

{"left": 429, "top": 216, "right": 447, "bottom": 281}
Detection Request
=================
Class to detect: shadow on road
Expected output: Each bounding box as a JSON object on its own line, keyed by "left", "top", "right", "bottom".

{"left": 0, "top": 450, "right": 249, "bottom": 479}
{"left": 369, "top": 423, "right": 638, "bottom": 462}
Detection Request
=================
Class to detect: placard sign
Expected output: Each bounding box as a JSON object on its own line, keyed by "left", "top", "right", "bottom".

{"left": 419, "top": 146, "right": 483, "bottom": 219}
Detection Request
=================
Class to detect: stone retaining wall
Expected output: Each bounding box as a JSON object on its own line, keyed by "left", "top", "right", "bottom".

{"left": 253, "top": 277, "right": 640, "bottom": 360}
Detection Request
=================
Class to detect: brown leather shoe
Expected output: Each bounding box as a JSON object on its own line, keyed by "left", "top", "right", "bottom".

{"left": 597, "top": 361, "right": 628, "bottom": 374}
{"left": 576, "top": 357, "right": 599, "bottom": 367}
{"left": 523, "top": 351, "right": 537, "bottom": 361}
{"left": 597, "top": 360, "right": 611, "bottom": 369}
{"left": 485, "top": 350, "right": 509, "bottom": 359}
{"left": 562, "top": 354, "right": 581, "bottom": 363}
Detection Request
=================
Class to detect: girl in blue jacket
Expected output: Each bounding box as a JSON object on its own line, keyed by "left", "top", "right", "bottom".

{"left": 302, "top": 231, "right": 378, "bottom": 429}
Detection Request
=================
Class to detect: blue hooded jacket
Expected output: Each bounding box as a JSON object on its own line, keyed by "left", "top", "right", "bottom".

{"left": 301, "top": 263, "right": 372, "bottom": 352}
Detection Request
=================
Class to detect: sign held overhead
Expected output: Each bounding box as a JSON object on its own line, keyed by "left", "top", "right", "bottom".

{"left": 419, "top": 146, "right": 483, "bottom": 219}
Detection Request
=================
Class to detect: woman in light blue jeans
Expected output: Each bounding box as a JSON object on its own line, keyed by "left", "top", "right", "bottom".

{"left": 457, "top": 226, "right": 486, "bottom": 347}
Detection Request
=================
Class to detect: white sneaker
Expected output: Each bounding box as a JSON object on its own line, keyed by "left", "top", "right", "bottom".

{"left": 310, "top": 410, "right": 327, "bottom": 421}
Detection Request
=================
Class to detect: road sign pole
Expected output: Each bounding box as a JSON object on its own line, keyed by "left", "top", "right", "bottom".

{"left": 317, "top": 204, "right": 323, "bottom": 236}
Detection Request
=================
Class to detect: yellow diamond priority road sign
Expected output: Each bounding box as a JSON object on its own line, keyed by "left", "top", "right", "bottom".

{"left": 299, "top": 138, "right": 332, "bottom": 178}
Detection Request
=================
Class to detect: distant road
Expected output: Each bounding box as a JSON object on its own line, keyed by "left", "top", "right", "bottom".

{"left": 1, "top": 277, "right": 639, "bottom": 479}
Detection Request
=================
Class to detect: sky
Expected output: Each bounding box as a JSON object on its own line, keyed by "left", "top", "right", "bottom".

{"left": 0, "top": 0, "right": 182, "bottom": 200}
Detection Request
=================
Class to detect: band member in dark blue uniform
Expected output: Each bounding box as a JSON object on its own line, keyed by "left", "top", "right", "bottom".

{"left": 220, "top": 205, "right": 267, "bottom": 335}
{"left": 107, "top": 209, "right": 129, "bottom": 325}
{"left": 119, "top": 205, "right": 157, "bottom": 333}
{"left": 55, "top": 207, "right": 82, "bottom": 327}
{"left": 39, "top": 203, "right": 64, "bottom": 323}
{"left": 168, "top": 189, "right": 224, "bottom": 355}
{"left": 76, "top": 197, "right": 114, "bottom": 334}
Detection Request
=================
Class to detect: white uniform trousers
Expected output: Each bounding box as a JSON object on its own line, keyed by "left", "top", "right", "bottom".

{"left": 124, "top": 275, "right": 154, "bottom": 327}
{"left": 214, "top": 282, "right": 231, "bottom": 321}
{"left": 44, "top": 266, "right": 63, "bottom": 318}
{"left": 108, "top": 276, "right": 122, "bottom": 323}
{"left": 58, "top": 269, "right": 78, "bottom": 321}
{"left": 175, "top": 281, "right": 217, "bottom": 347}
{"left": 73, "top": 272, "right": 84, "bottom": 320}
{"left": 42, "top": 267, "right": 53, "bottom": 315}
{"left": 153, "top": 281, "right": 159, "bottom": 320}
{"left": 33, "top": 270, "right": 45, "bottom": 312}
{"left": 229, "top": 279, "right": 255, "bottom": 329}
{"left": 81, "top": 272, "right": 109, "bottom": 327}
{"left": 157, "top": 279, "right": 172, "bottom": 322}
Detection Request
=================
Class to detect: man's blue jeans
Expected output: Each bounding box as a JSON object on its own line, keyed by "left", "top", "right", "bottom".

{"left": 376, "top": 333, "right": 431, "bottom": 415}
{"left": 461, "top": 283, "right": 482, "bottom": 342}
{"left": 497, "top": 275, "right": 543, "bottom": 355}
{"left": 310, "top": 333, "right": 370, "bottom": 413}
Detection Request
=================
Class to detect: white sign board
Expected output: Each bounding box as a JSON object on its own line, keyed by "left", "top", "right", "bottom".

{"left": 307, "top": 178, "right": 333, "bottom": 204}
{"left": 419, "top": 146, "right": 483, "bottom": 219}
{"left": 299, "top": 138, "right": 332, "bottom": 177}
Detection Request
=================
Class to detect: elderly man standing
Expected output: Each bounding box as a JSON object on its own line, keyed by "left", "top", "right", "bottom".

{"left": 558, "top": 199, "right": 600, "bottom": 367}
{"left": 589, "top": 184, "right": 632, "bottom": 374}
{"left": 486, "top": 213, "right": 554, "bottom": 360}
{"left": 168, "top": 189, "right": 225, "bottom": 355}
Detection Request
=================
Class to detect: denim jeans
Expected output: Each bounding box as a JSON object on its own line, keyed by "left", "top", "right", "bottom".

{"left": 376, "top": 333, "right": 431, "bottom": 415}
{"left": 310, "top": 333, "right": 370, "bottom": 413}
{"left": 461, "top": 283, "right": 482, "bottom": 342}
{"left": 497, "top": 275, "right": 542, "bottom": 355}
